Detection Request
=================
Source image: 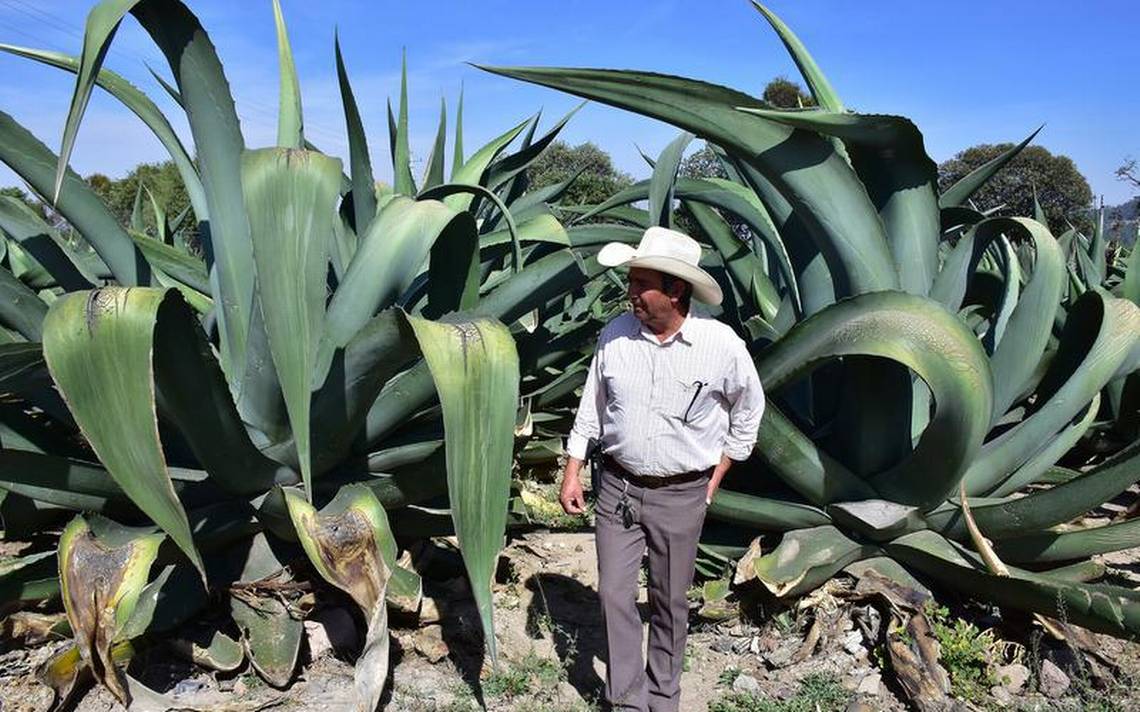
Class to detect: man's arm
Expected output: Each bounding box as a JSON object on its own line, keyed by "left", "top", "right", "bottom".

{"left": 560, "top": 346, "right": 606, "bottom": 514}
{"left": 708, "top": 338, "right": 766, "bottom": 504}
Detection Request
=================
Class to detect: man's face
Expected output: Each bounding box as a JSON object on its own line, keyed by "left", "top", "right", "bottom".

{"left": 628, "top": 267, "right": 682, "bottom": 325}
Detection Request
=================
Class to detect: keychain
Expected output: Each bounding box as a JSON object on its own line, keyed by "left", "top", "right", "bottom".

{"left": 617, "top": 478, "right": 634, "bottom": 528}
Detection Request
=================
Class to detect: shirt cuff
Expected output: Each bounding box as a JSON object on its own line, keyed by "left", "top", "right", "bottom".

{"left": 723, "top": 439, "right": 755, "bottom": 462}
{"left": 566, "top": 431, "right": 592, "bottom": 461}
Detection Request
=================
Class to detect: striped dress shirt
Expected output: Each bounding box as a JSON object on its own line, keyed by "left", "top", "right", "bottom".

{"left": 566, "top": 310, "right": 766, "bottom": 477}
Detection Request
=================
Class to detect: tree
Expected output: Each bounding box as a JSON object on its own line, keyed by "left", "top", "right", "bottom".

{"left": 525, "top": 140, "right": 633, "bottom": 207}
{"left": 0, "top": 186, "right": 46, "bottom": 220}
{"left": 85, "top": 160, "right": 193, "bottom": 237}
{"left": 938, "top": 144, "right": 1094, "bottom": 235}
{"left": 1118, "top": 157, "right": 1140, "bottom": 191}
{"left": 762, "top": 75, "right": 815, "bottom": 109}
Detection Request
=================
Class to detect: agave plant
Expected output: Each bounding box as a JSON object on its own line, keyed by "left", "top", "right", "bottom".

{"left": 481, "top": 2, "right": 1140, "bottom": 638}
{"left": 0, "top": 0, "right": 608, "bottom": 707}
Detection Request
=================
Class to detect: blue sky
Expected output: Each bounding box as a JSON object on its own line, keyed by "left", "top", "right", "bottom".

{"left": 1, "top": 0, "right": 1137, "bottom": 205}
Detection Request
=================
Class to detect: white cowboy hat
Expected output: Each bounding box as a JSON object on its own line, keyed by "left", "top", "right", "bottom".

{"left": 597, "top": 226, "right": 723, "bottom": 305}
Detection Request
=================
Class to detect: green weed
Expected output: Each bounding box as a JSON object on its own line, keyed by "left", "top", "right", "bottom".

{"left": 708, "top": 673, "right": 849, "bottom": 712}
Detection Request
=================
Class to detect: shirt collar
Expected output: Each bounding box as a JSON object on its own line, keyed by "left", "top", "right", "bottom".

{"left": 638, "top": 312, "right": 694, "bottom": 347}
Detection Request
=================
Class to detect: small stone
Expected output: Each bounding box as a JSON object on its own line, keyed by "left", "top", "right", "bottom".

{"left": 413, "top": 625, "right": 450, "bottom": 663}
{"left": 764, "top": 642, "right": 797, "bottom": 669}
{"left": 749, "top": 636, "right": 761, "bottom": 655}
{"left": 732, "top": 674, "right": 762, "bottom": 696}
{"left": 996, "top": 663, "right": 1029, "bottom": 693}
{"left": 856, "top": 673, "right": 882, "bottom": 696}
{"left": 172, "top": 678, "right": 207, "bottom": 696}
{"left": 845, "top": 701, "right": 878, "bottom": 712}
{"left": 842, "top": 631, "right": 866, "bottom": 656}
{"left": 233, "top": 678, "right": 248, "bottom": 696}
{"left": 990, "top": 685, "right": 1013, "bottom": 707}
{"left": 710, "top": 637, "right": 736, "bottom": 654}
{"left": 1039, "top": 659, "right": 1071, "bottom": 699}
{"left": 306, "top": 607, "right": 358, "bottom": 658}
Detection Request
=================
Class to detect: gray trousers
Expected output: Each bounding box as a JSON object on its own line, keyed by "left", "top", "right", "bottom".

{"left": 594, "top": 462, "right": 709, "bottom": 712}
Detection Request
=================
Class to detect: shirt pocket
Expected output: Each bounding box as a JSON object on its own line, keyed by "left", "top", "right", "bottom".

{"left": 670, "top": 375, "right": 716, "bottom": 425}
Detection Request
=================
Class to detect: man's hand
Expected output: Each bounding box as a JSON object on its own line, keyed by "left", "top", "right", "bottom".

{"left": 706, "top": 454, "right": 734, "bottom": 505}
{"left": 560, "top": 458, "right": 587, "bottom": 515}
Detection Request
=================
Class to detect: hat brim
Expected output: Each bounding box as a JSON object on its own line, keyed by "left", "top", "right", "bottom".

{"left": 596, "top": 242, "right": 723, "bottom": 305}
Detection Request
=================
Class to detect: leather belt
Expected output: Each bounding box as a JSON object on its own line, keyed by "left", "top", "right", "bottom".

{"left": 600, "top": 454, "right": 710, "bottom": 489}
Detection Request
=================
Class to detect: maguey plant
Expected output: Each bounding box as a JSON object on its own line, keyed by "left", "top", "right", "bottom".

{"left": 481, "top": 1, "right": 1140, "bottom": 639}
{"left": 0, "top": 0, "right": 606, "bottom": 708}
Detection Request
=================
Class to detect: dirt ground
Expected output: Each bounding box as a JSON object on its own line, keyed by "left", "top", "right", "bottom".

{"left": 4, "top": 481, "right": 1140, "bottom": 712}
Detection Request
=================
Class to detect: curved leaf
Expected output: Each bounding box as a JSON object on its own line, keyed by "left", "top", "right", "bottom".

{"left": 0, "top": 43, "right": 206, "bottom": 221}
{"left": 756, "top": 291, "right": 993, "bottom": 508}
{"left": 0, "top": 110, "right": 147, "bottom": 286}
{"left": 334, "top": 33, "right": 376, "bottom": 235}
{"left": 938, "top": 127, "right": 1042, "bottom": 208}
{"left": 407, "top": 315, "right": 519, "bottom": 664}
{"left": 271, "top": 0, "right": 302, "bottom": 148}
{"left": 475, "top": 65, "right": 897, "bottom": 297}
{"left": 243, "top": 148, "right": 342, "bottom": 498}
{"left": 43, "top": 288, "right": 203, "bottom": 575}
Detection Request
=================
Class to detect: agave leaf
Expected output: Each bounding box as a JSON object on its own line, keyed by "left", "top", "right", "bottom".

{"left": 0, "top": 110, "right": 147, "bottom": 286}
{"left": 963, "top": 291, "right": 1140, "bottom": 495}
{"left": 420, "top": 183, "right": 522, "bottom": 272}
{"left": 0, "top": 342, "right": 47, "bottom": 390}
{"left": 129, "top": 231, "right": 209, "bottom": 294}
{"left": 229, "top": 595, "right": 302, "bottom": 689}
{"left": 889, "top": 530, "right": 1140, "bottom": 639}
{"left": 421, "top": 97, "right": 448, "bottom": 190}
{"left": 475, "top": 65, "right": 897, "bottom": 297}
{"left": 486, "top": 102, "right": 583, "bottom": 193}
{"left": 0, "top": 549, "right": 59, "bottom": 602}
{"left": 362, "top": 251, "right": 598, "bottom": 447}
{"left": 757, "top": 291, "right": 992, "bottom": 508}
{"left": 994, "top": 518, "right": 1140, "bottom": 564}
{"left": 479, "top": 213, "right": 569, "bottom": 250}
{"left": 243, "top": 148, "right": 342, "bottom": 498}
{"left": 938, "top": 127, "right": 1042, "bottom": 208}
{"left": 407, "top": 315, "right": 518, "bottom": 664}
{"left": 129, "top": 0, "right": 257, "bottom": 392}
{"left": 285, "top": 484, "right": 404, "bottom": 709}
{"left": 736, "top": 108, "right": 939, "bottom": 297}
{"left": 706, "top": 488, "right": 830, "bottom": 531}
{"left": 647, "top": 131, "right": 693, "bottom": 227}
{"left": 0, "top": 266, "right": 48, "bottom": 341}
{"left": 43, "top": 288, "right": 203, "bottom": 574}
{"left": 931, "top": 217, "right": 1065, "bottom": 422}
{"left": 271, "top": 0, "right": 302, "bottom": 148}
{"left": 38, "top": 640, "right": 133, "bottom": 711}
{"left": 0, "top": 196, "right": 101, "bottom": 290}
{"left": 0, "top": 43, "right": 206, "bottom": 221}
{"left": 749, "top": 403, "right": 873, "bottom": 505}
{"left": 749, "top": 2, "right": 843, "bottom": 111}
{"left": 445, "top": 116, "right": 531, "bottom": 212}
{"left": 58, "top": 515, "right": 163, "bottom": 706}
{"left": 426, "top": 211, "right": 480, "bottom": 319}
{"left": 451, "top": 84, "right": 465, "bottom": 176}
{"left": 686, "top": 201, "right": 779, "bottom": 321}
{"left": 334, "top": 34, "right": 377, "bottom": 235}
{"left": 934, "top": 442, "right": 1140, "bottom": 541}
{"left": 170, "top": 629, "right": 244, "bottom": 672}
{"left": 0, "top": 450, "right": 152, "bottom": 514}
{"left": 319, "top": 196, "right": 469, "bottom": 378}
{"left": 988, "top": 393, "right": 1099, "bottom": 498}
{"left": 744, "top": 526, "right": 875, "bottom": 597}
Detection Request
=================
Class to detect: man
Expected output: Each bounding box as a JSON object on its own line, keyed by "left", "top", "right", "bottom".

{"left": 560, "top": 226, "right": 765, "bottom": 712}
